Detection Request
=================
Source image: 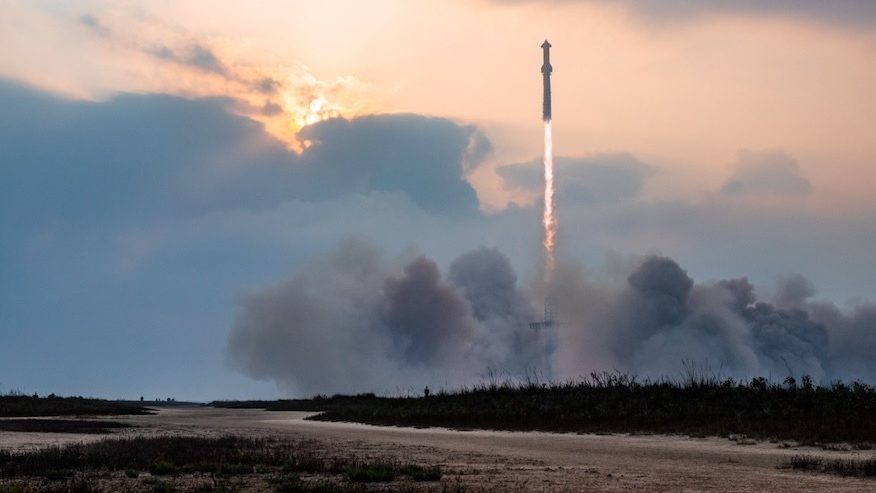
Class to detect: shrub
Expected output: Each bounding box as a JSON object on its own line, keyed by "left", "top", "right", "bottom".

{"left": 344, "top": 462, "right": 396, "bottom": 482}
{"left": 401, "top": 464, "right": 442, "bottom": 481}
{"left": 149, "top": 460, "right": 178, "bottom": 475}
{"left": 788, "top": 455, "right": 876, "bottom": 477}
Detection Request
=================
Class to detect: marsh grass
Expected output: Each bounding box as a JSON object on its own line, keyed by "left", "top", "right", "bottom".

{"left": 223, "top": 372, "right": 876, "bottom": 445}
{"left": 0, "top": 395, "right": 150, "bottom": 418}
{"left": 0, "top": 436, "right": 320, "bottom": 477}
{"left": 0, "top": 436, "right": 445, "bottom": 491}
{"left": 0, "top": 419, "right": 132, "bottom": 434}
{"left": 787, "top": 455, "right": 876, "bottom": 477}
{"left": 341, "top": 461, "right": 440, "bottom": 483}
{"left": 343, "top": 462, "right": 396, "bottom": 482}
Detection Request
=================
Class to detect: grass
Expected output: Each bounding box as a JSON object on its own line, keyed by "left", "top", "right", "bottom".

{"left": 0, "top": 436, "right": 313, "bottom": 477}
{"left": 342, "top": 461, "right": 441, "bottom": 483}
{"left": 787, "top": 455, "right": 876, "bottom": 477}
{"left": 0, "top": 485, "right": 27, "bottom": 493}
{"left": 0, "top": 435, "right": 445, "bottom": 492}
{"left": 343, "top": 462, "right": 396, "bottom": 483}
{"left": 399, "top": 464, "right": 442, "bottom": 482}
{"left": 213, "top": 373, "right": 876, "bottom": 445}
{"left": 272, "top": 476, "right": 375, "bottom": 493}
{"left": 0, "top": 419, "right": 133, "bottom": 434}
{"left": 0, "top": 394, "right": 151, "bottom": 417}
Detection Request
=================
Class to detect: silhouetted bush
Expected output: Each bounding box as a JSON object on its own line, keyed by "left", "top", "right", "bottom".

{"left": 788, "top": 455, "right": 876, "bottom": 477}
{"left": 0, "top": 395, "right": 150, "bottom": 417}
{"left": 0, "top": 436, "right": 443, "bottom": 490}
{"left": 243, "top": 372, "right": 876, "bottom": 445}
{"left": 0, "top": 419, "right": 132, "bottom": 434}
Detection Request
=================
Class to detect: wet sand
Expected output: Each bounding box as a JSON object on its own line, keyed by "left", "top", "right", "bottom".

{"left": 2, "top": 407, "right": 874, "bottom": 491}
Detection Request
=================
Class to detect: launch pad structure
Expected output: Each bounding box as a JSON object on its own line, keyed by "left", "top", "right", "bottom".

{"left": 529, "top": 296, "right": 557, "bottom": 330}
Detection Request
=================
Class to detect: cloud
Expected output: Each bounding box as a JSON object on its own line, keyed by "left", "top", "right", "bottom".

{"left": 261, "top": 100, "right": 283, "bottom": 116}
{"left": 494, "top": 0, "right": 876, "bottom": 27}
{"left": 722, "top": 150, "right": 812, "bottom": 197}
{"left": 149, "top": 43, "right": 229, "bottom": 76}
{"left": 254, "top": 77, "right": 279, "bottom": 94}
{"left": 551, "top": 196, "right": 876, "bottom": 304}
{"left": 499, "top": 153, "right": 653, "bottom": 205}
{"left": 185, "top": 44, "right": 228, "bottom": 75}
{"left": 296, "top": 114, "right": 483, "bottom": 215}
{"left": 0, "top": 79, "right": 494, "bottom": 398}
{"left": 462, "top": 129, "right": 494, "bottom": 172}
{"left": 64, "top": 10, "right": 379, "bottom": 145}
{"left": 0, "top": 80, "right": 291, "bottom": 233}
{"left": 78, "top": 14, "right": 109, "bottom": 37}
{"left": 0, "top": 79, "right": 483, "bottom": 234}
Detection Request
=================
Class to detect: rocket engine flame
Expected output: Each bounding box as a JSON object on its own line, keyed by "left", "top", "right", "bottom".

{"left": 543, "top": 120, "right": 556, "bottom": 280}
{"left": 540, "top": 40, "right": 556, "bottom": 284}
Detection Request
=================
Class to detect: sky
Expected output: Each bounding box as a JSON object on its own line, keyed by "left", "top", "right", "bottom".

{"left": 2, "top": 0, "right": 875, "bottom": 400}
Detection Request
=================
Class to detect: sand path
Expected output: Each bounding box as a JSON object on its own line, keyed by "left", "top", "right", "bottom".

{"left": 2, "top": 407, "right": 874, "bottom": 491}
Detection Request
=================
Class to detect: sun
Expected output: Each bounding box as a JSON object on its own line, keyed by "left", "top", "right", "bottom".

{"left": 247, "top": 70, "right": 376, "bottom": 151}
{"left": 253, "top": 93, "right": 344, "bottom": 152}
{"left": 293, "top": 96, "right": 341, "bottom": 130}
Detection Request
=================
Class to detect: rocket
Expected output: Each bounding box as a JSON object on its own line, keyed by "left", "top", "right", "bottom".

{"left": 541, "top": 40, "right": 552, "bottom": 121}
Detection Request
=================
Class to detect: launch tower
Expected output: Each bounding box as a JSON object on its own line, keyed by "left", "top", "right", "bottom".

{"left": 528, "top": 296, "right": 557, "bottom": 331}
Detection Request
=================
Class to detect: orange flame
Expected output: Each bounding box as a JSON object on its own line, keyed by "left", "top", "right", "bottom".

{"left": 543, "top": 120, "right": 556, "bottom": 282}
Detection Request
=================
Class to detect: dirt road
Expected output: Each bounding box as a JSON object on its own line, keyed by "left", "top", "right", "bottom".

{"left": 3, "top": 407, "right": 874, "bottom": 491}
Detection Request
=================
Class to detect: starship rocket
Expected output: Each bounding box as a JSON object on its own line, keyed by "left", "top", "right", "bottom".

{"left": 541, "top": 40, "right": 552, "bottom": 121}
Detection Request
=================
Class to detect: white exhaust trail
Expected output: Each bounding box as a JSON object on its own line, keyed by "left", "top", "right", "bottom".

{"left": 543, "top": 120, "right": 556, "bottom": 281}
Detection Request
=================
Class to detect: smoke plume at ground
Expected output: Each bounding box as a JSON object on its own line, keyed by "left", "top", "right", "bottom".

{"left": 228, "top": 239, "right": 876, "bottom": 395}
{"left": 227, "top": 238, "right": 548, "bottom": 395}
{"left": 551, "top": 255, "right": 876, "bottom": 383}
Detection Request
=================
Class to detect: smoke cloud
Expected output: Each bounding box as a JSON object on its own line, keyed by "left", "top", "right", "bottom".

{"left": 229, "top": 240, "right": 876, "bottom": 395}
{"left": 554, "top": 255, "right": 874, "bottom": 383}
{"left": 227, "top": 239, "right": 547, "bottom": 395}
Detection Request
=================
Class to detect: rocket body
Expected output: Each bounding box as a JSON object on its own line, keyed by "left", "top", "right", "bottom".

{"left": 541, "top": 40, "right": 552, "bottom": 121}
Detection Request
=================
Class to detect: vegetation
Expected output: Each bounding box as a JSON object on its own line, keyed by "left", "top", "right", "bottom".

{"left": 211, "top": 393, "right": 380, "bottom": 413}
{"left": 0, "top": 436, "right": 444, "bottom": 492}
{"left": 0, "top": 419, "right": 132, "bottom": 434}
{"left": 214, "top": 373, "right": 876, "bottom": 445}
{"left": 787, "top": 455, "right": 876, "bottom": 477}
{"left": 342, "top": 462, "right": 441, "bottom": 483}
{"left": 0, "top": 394, "right": 151, "bottom": 417}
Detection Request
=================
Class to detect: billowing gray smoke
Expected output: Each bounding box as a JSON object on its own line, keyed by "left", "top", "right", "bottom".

{"left": 380, "top": 257, "right": 477, "bottom": 366}
{"left": 228, "top": 240, "right": 876, "bottom": 395}
{"left": 227, "top": 239, "right": 547, "bottom": 395}
{"left": 553, "top": 255, "right": 875, "bottom": 383}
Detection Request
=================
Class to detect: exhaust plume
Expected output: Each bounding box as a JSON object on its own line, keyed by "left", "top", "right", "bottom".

{"left": 541, "top": 40, "right": 556, "bottom": 283}
{"left": 227, "top": 239, "right": 548, "bottom": 395}
{"left": 543, "top": 121, "right": 556, "bottom": 280}
{"left": 228, "top": 238, "right": 876, "bottom": 395}
{"left": 551, "top": 254, "right": 876, "bottom": 383}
